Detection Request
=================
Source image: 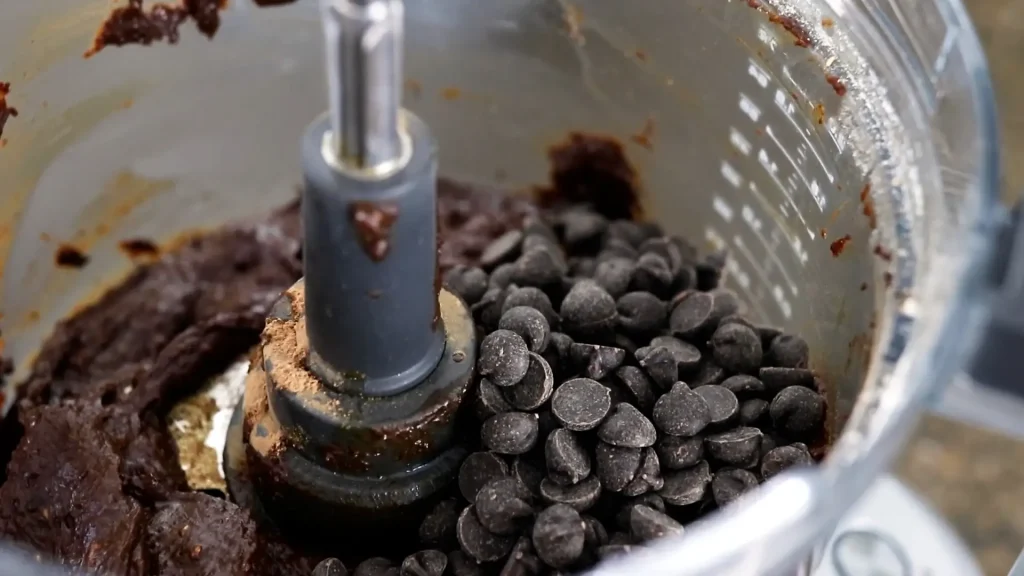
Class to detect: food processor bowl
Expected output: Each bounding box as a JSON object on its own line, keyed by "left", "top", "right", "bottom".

{"left": 0, "top": 0, "right": 1001, "bottom": 573}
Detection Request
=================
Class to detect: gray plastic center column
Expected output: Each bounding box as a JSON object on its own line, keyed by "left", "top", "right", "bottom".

{"left": 301, "top": 0, "right": 444, "bottom": 396}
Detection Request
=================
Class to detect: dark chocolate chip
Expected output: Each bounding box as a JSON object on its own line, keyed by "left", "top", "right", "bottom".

{"left": 598, "top": 403, "right": 657, "bottom": 448}
{"left": 631, "top": 253, "right": 675, "bottom": 297}
{"left": 761, "top": 445, "right": 815, "bottom": 480}
{"left": 511, "top": 456, "right": 545, "bottom": 495}
{"left": 669, "top": 292, "right": 716, "bottom": 338}
{"left": 695, "top": 260, "right": 722, "bottom": 291}
{"left": 613, "top": 366, "right": 656, "bottom": 413}
{"left": 478, "top": 329, "right": 531, "bottom": 387}
{"left": 512, "top": 247, "right": 567, "bottom": 289}
{"left": 694, "top": 385, "right": 739, "bottom": 426}
{"left": 738, "top": 399, "right": 770, "bottom": 427}
{"left": 490, "top": 264, "right": 516, "bottom": 289}
{"left": 756, "top": 325, "right": 783, "bottom": 349}
{"left": 475, "top": 378, "right": 513, "bottom": 421}
{"left": 769, "top": 386, "right": 826, "bottom": 438}
{"left": 560, "top": 280, "right": 617, "bottom": 341}
{"left": 419, "top": 498, "right": 460, "bottom": 548}
{"left": 605, "top": 220, "right": 647, "bottom": 247}
{"left": 639, "top": 237, "right": 682, "bottom": 271}
{"left": 594, "top": 258, "right": 637, "bottom": 299}
{"left": 481, "top": 230, "right": 524, "bottom": 269}
{"left": 539, "top": 476, "right": 602, "bottom": 511}
{"left": 658, "top": 460, "right": 711, "bottom": 506}
{"left": 401, "top": 550, "right": 448, "bottom": 576}
{"left": 314, "top": 558, "right": 349, "bottom": 576}
{"left": 561, "top": 209, "right": 608, "bottom": 250}
{"left": 476, "top": 477, "right": 535, "bottom": 535}
{"left": 629, "top": 505, "right": 683, "bottom": 542}
{"left": 705, "top": 427, "right": 762, "bottom": 468}
{"left": 499, "top": 306, "right": 551, "bottom": 353}
{"left": 690, "top": 362, "right": 727, "bottom": 388}
{"left": 623, "top": 447, "right": 664, "bottom": 496}
{"left": 760, "top": 434, "right": 778, "bottom": 458}
{"left": 545, "top": 428, "right": 592, "bottom": 486}
{"left": 448, "top": 551, "right": 483, "bottom": 576}
{"left": 613, "top": 333, "right": 639, "bottom": 355}
{"left": 635, "top": 346, "right": 678, "bottom": 390}
{"left": 582, "top": 515, "right": 609, "bottom": 548}
{"left": 503, "top": 353, "right": 554, "bottom": 411}
{"left": 709, "top": 288, "right": 742, "bottom": 319}
{"left": 532, "top": 504, "right": 586, "bottom": 568}
{"left": 498, "top": 537, "right": 543, "bottom": 576}
{"left": 599, "top": 238, "right": 639, "bottom": 261}
{"left": 543, "top": 332, "right": 574, "bottom": 379}
{"left": 570, "top": 343, "right": 626, "bottom": 380}
{"left": 457, "top": 505, "right": 516, "bottom": 563}
{"left": 710, "top": 323, "right": 763, "bottom": 374}
{"left": 536, "top": 409, "right": 559, "bottom": 442}
{"left": 650, "top": 335, "right": 702, "bottom": 373}
{"left": 655, "top": 434, "right": 705, "bottom": 470}
{"left": 473, "top": 288, "right": 510, "bottom": 332}
{"left": 354, "top": 558, "right": 398, "bottom": 576}
{"left": 720, "top": 375, "right": 766, "bottom": 399}
{"left": 767, "top": 334, "right": 810, "bottom": 368}
{"left": 570, "top": 257, "right": 598, "bottom": 279}
{"left": 445, "top": 265, "right": 491, "bottom": 306}
{"left": 759, "top": 367, "right": 815, "bottom": 397}
{"left": 595, "top": 442, "right": 642, "bottom": 493}
{"left": 597, "top": 544, "right": 634, "bottom": 560}
{"left": 551, "top": 378, "right": 612, "bottom": 432}
{"left": 719, "top": 314, "right": 755, "bottom": 330}
{"left": 652, "top": 386, "right": 711, "bottom": 437}
{"left": 504, "top": 286, "right": 560, "bottom": 328}
{"left": 711, "top": 468, "right": 759, "bottom": 507}
{"left": 616, "top": 292, "right": 667, "bottom": 338}
{"left": 482, "top": 412, "right": 541, "bottom": 455}
{"left": 459, "top": 452, "right": 509, "bottom": 502}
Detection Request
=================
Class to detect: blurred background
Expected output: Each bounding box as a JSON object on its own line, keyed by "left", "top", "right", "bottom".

{"left": 897, "top": 2, "right": 1024, "bottom": 573}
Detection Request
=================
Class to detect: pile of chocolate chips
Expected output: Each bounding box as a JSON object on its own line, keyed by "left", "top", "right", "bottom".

{"left": 313, "top": 209, "right": 828, "bottom": 576}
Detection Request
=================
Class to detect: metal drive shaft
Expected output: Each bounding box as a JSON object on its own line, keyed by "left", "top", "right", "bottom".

{"left": 302, "top": 0, "right": 444, "bottom": 397}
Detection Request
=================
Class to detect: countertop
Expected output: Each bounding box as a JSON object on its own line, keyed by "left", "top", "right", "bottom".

{"left": 895, "top": 2, "right": 1024, "bottom": 574}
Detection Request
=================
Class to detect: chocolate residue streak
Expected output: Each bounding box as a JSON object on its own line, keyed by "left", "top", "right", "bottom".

{"left": 85, "top": 0, "right": 228, "bottom": 58}
{"left": 826, "top": 74, "right": 847, "bottom": 96}
{"left": 441, "top": 87, "right": 461, "bottom": 101}
{"left": 829, "top": 234, "right": 851, "bottom": 257}
{"left": 0, "top": 82, "right": 19, "bottom": 140}
{"left": 540, "top": 132, "right": 643, "bottom": 221}
{"left": 119, "top": 238, "right": 161, "bottom": 259}
{"left": 634, "top": 49, "right": 648, "bottom": 62}
{"left": 630, "top": 118, "right": 655, "bottom": 150}
{"left": 873, "top": 245, "right": 893, "bottom": 262}
{"left": 812, "top": 102, "right": 825, "bottom": 125}
{"left": 55, "top": 245, "right": 90, "bottom": 269}
{"left": 349, "top": 202, "right": 399, "bottom": 262}
{"left": 859, "top": 183, "right": 877, "bottom": 229}
{"left": 747, "top": 1, "right": 812, "bottom": 48}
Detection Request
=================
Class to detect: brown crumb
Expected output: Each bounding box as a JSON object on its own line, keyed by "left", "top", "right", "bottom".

{"left": 860, "top": 282, "right": 868, "bottom": 291}
{"left": 826, "top": 74, "right": 847, "bottom": 96}
{"left": 55, "top": 244, "right": 90, "bottom": 268}
{"left": 0, "top": 82, "right": 19, "bottom": 140}
{"left": 873, "top": 244, "right": 893, "bottom": 262}
{"left": 119, "top": 238, "right": 161, "bottom": 259}
{"left": 630, "top": 117, "right": 655, "bottom": 150}
{"left": 819, "top": 228, "right": 827, "bottom": 239}
{"left": 829, "top": 234, "right": 851, "bottom": 257}
{"left": 859, "top": 183, "right": 877, "bottom": 229}
{"left": 766, "top": 13, "right": 812, "bottom": 48}
{"left": 821, "top": 17, "right": 834, "bottom": 28}
{"left": 634, "top": 49, "right": 647, "bottom": 62}
{"left": 84, "top": 0, "right": 229, "bottom": 58}
{"left": 441, "top": 87, "right": 461, "bottom": 101}
{"left": 812, "top": 102, "right": 825, "bottom": 125}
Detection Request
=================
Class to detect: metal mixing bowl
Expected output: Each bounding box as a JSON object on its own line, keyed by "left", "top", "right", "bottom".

{"left": 0, "top": 0, "right": 1001, "bottom": 573}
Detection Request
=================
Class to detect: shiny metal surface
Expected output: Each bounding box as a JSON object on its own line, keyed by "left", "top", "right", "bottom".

{"left": 321, "top": 0, "right": 407, "bottom": 175}
{"left": 0, "top": 0, "right": 1001, "bottom": 573}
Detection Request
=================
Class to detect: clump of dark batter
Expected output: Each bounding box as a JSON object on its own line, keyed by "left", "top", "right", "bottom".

{"left": 85, "top": 0, "right": 229, "bottom": 58}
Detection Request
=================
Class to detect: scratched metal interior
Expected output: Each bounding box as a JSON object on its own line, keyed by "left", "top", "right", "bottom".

{"left": 0, "top": 0, "right": 923, "bottom": 448}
